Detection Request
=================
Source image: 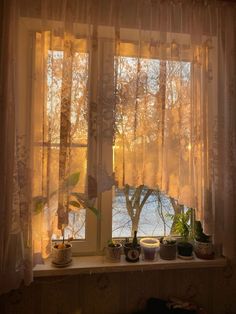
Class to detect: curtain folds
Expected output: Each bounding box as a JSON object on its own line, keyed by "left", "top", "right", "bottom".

{"left": 0, "top": 0, "right": 33, "bottom": 295}
{"left": 0, "top": 0, "right": 236, "bottom": 295}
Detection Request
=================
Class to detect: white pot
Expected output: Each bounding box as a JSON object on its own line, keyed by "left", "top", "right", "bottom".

{"left": 140, "top": 238, "right": 160, "bottom": 261}
{"left": 52, "top": 243, "right": 72, "bottom": 265}
{"left": 105, "top": 244, "right": 122, "bottom": 262}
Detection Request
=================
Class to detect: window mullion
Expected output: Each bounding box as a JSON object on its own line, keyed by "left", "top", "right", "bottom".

{"left": 58, "top": 38, "right": 73, "bottom": 230}
{"left": 99, "top": 39, "right": 115, "bottom": 250}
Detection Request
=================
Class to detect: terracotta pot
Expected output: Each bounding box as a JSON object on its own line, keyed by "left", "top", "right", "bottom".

{"left": 194, "top": 240, "right": 214, "bottom": 259}
{"left": 160, "top": 242, "right": 177, "bottom": 260}
{"left": 51, "top": 243, "right": 72, "bottom": 266}
{"left": 105, "top": 243, "right": 122, "bottom": 262}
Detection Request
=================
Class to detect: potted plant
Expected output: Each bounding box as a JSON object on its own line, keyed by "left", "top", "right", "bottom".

{"left": 159, "top": 236, "right": 177, "bottom": 260}
{"left": 172, "top": 209, "right": 193, "bottom": 259}
{"left": 33, "top": 172, "right": 99, "bottom": 267}
{"left": 194, "top": 220, "right": 214, "bottom": 259}
{"left": 105, "top": 240, "right": 123, "bottom": 262}
{"left": 52, "top": 231, "right": 73, "bottom": 266}
{"left": 140, "top": 238, "right": 160, "bottom": 261}
{"left": 123, "top": 231, "right": 141, "bottom": 262}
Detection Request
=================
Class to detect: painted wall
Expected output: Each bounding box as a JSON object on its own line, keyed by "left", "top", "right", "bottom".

{"left": 0, "top": 266, "right": 236, "bottom": 314}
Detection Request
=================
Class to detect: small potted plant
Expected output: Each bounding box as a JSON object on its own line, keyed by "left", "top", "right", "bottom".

{"left": 105, "top": 240, "right": 123, "bottom": 262}
{"left": 123, "top": 231, "right": 141, "bottom": 262}
{"left": 33, "top": 172, "right": 99, "bottom": 267}
{"left": 194, "top": 220, "right": 214, "bottom": 259}
{"left": 52, "top": 230, "right": 73, "bottom": 267}
{"left": 140, "top": 238, "right": 160, "bottom": 261}
{"left": 172, "top": 209, "right": 193, "bottom": 259}
{"left": 159, "top": 236, "right": 177, "bottom": 260}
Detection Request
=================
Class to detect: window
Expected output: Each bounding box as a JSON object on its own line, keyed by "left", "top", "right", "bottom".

{"left": 112, "top": 55, "right": 191, "bottom": 238}
{"left": 19, "top": 18, "right": 205, "bottom": 256}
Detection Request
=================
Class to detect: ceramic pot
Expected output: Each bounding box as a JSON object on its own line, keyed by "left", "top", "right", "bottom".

{"left": 123, "top": 243, "right": 141, "bottom": 262}
{"left": 160, "top": 242, "right": 177, "bottom": 260}
{"left": 194, "top": 240, "right": 214, "bottom": 259}
{"left": 105, "top": 243, "right": 122, "bottom": 262}
{"left": 177, "top": 242, "right": 193, "bottom": 259}
{"left": 51, "top": 243, "right": 72, "bottom": 266}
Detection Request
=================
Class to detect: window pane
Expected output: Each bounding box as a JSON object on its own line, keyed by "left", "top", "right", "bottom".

{"left": 113, "top": 55, "right": 191, "bottom": 238}
{"left": 112, "top": 187, "right": 174, "bottom": 237}
{"left": 34, "top": 48, "right": 89, "bottom": 241}
{"left": 58, "top": 210, "right": 86, "bottom": 240}
{"left": 47, "top": 50, "right": 89, "bottom": 145}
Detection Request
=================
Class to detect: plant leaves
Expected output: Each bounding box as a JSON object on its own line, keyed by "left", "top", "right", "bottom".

{"left": 173, "top": 210, "right": 191, "bottom": 240}
{"left": 84, "top": 202, "right": 99, "bottom": 217}
{"left": 48, "top": 172, "right": 81, "bottom": 198}
{"left": 185, "top": 208, "right": 192, "bottom": 221}
{"left": 70, "top": 192, "right": 99, "bottom": 217}
{"left": 69, "top": 200, "right": 81, "bottom": 208}
{"left": 62, "top": 172, "right": 80, "bottom": 191}
{"left": 70, "top": 192, "right": 84, "bottom": 200}
{"left": 33, "top": 196, "right": 47, "bottom": 215}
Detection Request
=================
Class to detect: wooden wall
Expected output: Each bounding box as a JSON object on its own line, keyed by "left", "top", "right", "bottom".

{"left": 0, "top": 266, "right": 236, "bottom": 314}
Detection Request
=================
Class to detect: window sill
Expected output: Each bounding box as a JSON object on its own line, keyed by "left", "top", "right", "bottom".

{"left": 33, "top": 254, "right": 227, "bottom": 278}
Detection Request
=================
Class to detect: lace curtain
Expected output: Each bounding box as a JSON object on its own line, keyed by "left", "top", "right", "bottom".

{"left": 0, "top": 0, "right": 236, "bottom": 295}
{"left": 114, "top": 32, "right": 210, "bottom": 210}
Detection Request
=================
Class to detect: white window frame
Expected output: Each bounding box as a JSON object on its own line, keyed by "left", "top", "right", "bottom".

{"left": 98, "top": 27, "right": 218, "bottom": 249}
{"left": 19, "top": 17, "right": 217, "bottom": 255}
{"left": 18, "top": 17, "right": 98, "bottom": 254}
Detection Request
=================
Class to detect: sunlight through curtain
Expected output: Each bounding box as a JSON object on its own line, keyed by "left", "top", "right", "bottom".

{"left": 0, "top": 0, "right": 236, "bottom": 295}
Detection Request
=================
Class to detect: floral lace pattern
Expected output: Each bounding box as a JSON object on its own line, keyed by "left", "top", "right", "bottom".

{"left": 1, "top": 0, "right": 236, "bottom": 298}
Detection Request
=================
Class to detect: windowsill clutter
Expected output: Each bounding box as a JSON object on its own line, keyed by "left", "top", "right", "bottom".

{"left": 33, "top": 254, "right": 226, "bottom": 278}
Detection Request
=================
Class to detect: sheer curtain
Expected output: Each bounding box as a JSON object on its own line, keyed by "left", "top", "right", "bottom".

{"left": 0, "top": 0, "right": 236, "bottom": 295}
{"left": 0, "top": 0, "right": 33, "bottom": 295}
{"left": 114, "top": 29, "right": 209, "bottom": 211}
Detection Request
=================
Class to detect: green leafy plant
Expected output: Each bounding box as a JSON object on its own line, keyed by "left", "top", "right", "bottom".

{"left": 172, "top": 209, "right": 192, "bottom": 241}
{"left": 160, "top": 236, "right": 176, "bottom": 245}
{"left": 70, "top": 192, "right": 99, "bottom": 217}
{"left": 33, "top": 171, "right": 99, "bottom": 217}
{"left": 107, "top": 240, "right": 121, "bottom": 248}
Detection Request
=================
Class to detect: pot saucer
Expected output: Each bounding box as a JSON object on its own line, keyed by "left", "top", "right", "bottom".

{"left": 178, "top": 254, "right": 194, "bottom": 260}
{"left": 52, "top": 259, "right": 72, "bottom": 268}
